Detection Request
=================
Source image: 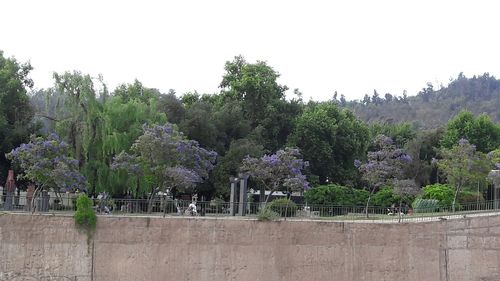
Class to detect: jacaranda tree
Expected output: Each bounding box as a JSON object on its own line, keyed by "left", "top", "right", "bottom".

{"left": 356, "top": 135, "right": 414, "bottom": 217}
{"left": 6, "top": 133, "right": 87, "bottom": 205}
{"left": 111, "top": 123, "right": 217, "bottom": 206}
{"left": 240, "top": 147, "right": 309, "bottom": 203}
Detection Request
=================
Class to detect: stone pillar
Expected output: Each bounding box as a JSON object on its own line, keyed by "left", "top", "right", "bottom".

{"left": 229, "top": 177, "right": 239, "bottom": 216}
{"left": 26, "top": 184, "right": 35, "bottom": 212}
{"left": 238, "top": 174, "right": 249, "bottom": 216}
{"left": 4, "top": 170, "right": 16, "bottom": 211}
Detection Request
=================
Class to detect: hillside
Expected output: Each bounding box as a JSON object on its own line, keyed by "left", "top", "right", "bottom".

{"left": 341, "top": 73, "right": 500, "bottom": 128}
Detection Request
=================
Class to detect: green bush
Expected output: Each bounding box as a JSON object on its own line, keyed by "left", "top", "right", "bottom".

{"left": 74, "top": 194, "right": 97, "bottom": 231}
{"left": 420, "top": 184, "right": 454, "bottom": 208}
{"left": 459, "top": 191, "right": 484, "bottom": 205}
{"left": 268, "top": 198, "right": 298, "bottom": 217}
{"left": 412, "top": 198, "right": 440, "bottom": 213}
{"left": 257, "top": 207, "right": 279, "bottom": 221}
{"left": 304, "top": 184, "right": 368, "bottom": 206}
{"left": 371, "top": 187, "right": 400, "bottom": 207}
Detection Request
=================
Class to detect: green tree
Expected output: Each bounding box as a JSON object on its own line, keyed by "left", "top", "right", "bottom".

{"left": 0, "top": 51, "right": 37, "bottom": 184}
{"left": 441, "top": 110, "right": 500, "bottom": 153}
{"left": 98, "top": 95, "right": 166, "bottom": 196}
{"left": 219, "top": 56, "right": 299, "bottom": 152}
{"left": 289, "top": 103, "right": 369, "bottom": 185}
{"left": 212, "top": 139, "right": 264, "bottom": 199}
{"left": 437, "top": 139, "right": 490, "bottom": 212}
{"left": 220, "top": 55, "right": 288, "bottom": 126}
{"left": 369, "top": 122, "right": 417, "bottom": 148}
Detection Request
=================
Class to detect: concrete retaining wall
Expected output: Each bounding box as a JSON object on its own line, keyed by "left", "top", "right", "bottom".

{"left": 1, "top": 214, "right": 500, "bottom": 281}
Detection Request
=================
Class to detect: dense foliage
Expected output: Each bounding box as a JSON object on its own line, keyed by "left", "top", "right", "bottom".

{"left": 419, "top": 184, "right": 454, "bottom": 208}
{"left": 74, "top": 194, "right": 97, "bottom": 230}
{"left": 7, "top": 133, "right": 87, "bottom": 193}
{"left": 0, "top": 51, "right": 37, "bottom": 184}
{"left": 341, "top": 73, "right": 500, "bottom": 129}
{"left": 2, "top": 50, "right": 500, "bottom": 205}
{"left": 240, "top": 148, "right": 309, "bottom": 203}
{"left": 304, "top": 184, "right": 368, "bottom": 206}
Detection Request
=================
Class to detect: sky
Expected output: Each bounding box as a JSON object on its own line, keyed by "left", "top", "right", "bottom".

{"left": 2, "top": 0, "right": 500, "bottom": 101}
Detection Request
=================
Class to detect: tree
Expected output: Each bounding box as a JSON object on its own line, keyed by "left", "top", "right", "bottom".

{"left": 99, "top": 94, "right": 167, "bottom": 196}
{"left": 220, "top": 55, "right": 288, "bottom": 127}
{"left": 219, "top": 55, "right": 299, "bottom": 152}
{"left": 441, "top": 110, "right": 500, "bottom": 153}
{"left": 369, "top": 122, "right": 417, "bottom": 148}
{"left": 212, "top": 139, "right": 264, "bottom": 199}
{"left": 6, "top": 133, "right": 87, "bottom": 209}
{"left": 157, "top": 90, "right": 185, "bottom": 124}
{"left": 437, "top": 139, "right": 490, "bottom": 212}
{"left": 239, "top": 147, "right": 309, "bottom": 203}
{"left": 112, "top": 123, "right": 217, "bottom": 209}
{"left": 289, "top": 103, "right": 369, "bottom": 185}
{"left": 356, "top": 135, "right": 413, "bottom": 217}
{"left": 487, "top": 149, "right": 500, "bottom": 170}
{"left": 0, "top": 51, "right": 37, "bottom": 184}
{"left": 304, "top": 184, "right": 368, "bottom": 206}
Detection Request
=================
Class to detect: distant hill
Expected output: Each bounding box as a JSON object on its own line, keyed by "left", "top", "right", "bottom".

{"left": 339, "top": 73, "right": 500, "bottom": 128}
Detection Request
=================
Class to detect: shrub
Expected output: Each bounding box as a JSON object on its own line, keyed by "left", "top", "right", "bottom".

{"left": 268, "top": 198, "right": 298, "bottom": 217}
{"left": 371, "top": 186, "right": 400, "bottom": 207}
{"left": 459, "top": 191, "right": 484, "bottom": 205}
{"left": 420, "top": 184, "right": 454, "bottom": 208}
{"left": 74, "top": 194, "right": 97, "bottom": 231}
{"left": 412, "top": 198, "right": 440, "bottom": 213}
{"left": 304, "top": 184, "right": 368, "bottom": 206}
{"left": 209, "top": 197, "right": 225, "bottom": 213}
{"left": 257, "top": 207, "right": 279, "bottom": 221}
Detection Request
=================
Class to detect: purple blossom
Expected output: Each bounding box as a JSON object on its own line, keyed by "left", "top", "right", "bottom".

{"left": 399, "top": 154, "right": 412, "bottom": 163}
{"left": 496, "top": 163, "right": 500, "bottom": 169}
{"left": 458, "top": 138, "right": 469, "bottom": 146}
{"left": 354, "top": 159, "right": 362, "bottom": 168}
{"left": 6, "top": 133, "right": 87, "bottom": 192}
{"left": 240, "top": 147, "right": 309, "bottom": 197}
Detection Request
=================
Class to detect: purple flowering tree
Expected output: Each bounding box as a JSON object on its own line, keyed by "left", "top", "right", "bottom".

{"left": 6, "top": 133, "right": 87, "bottom": 211}
{"left": 437, "top": 139, "right": 490, "bottom": 212}
{"left": 356, "top": 135, "right": 413, "bottom": 217}
{"left": 240, "top": 147, "right": 309, "bottom": 204}
{"left": 111, "top": 123, "right": 217, "bottom": 208}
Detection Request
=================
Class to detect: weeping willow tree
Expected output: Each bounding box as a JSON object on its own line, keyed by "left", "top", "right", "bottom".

{"left": 46, "top": 73, "right": 166, "bottom": 196}
{"left": 50, "top": 72, "right": 106, "bottom": 196}
{"left": 98, "top": 94, "right": 166, "bottom": 196}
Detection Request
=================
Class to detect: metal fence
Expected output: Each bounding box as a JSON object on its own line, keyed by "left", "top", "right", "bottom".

{"left": 2, "top": 195, "right": 500, "bottom": 222}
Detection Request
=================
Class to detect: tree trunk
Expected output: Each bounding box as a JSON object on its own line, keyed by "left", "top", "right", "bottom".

{"left": 147, "top": 186, "right": 155, "bottom": 213}
{"left": 365, "top": 188, "right": 376, "bottom": 218}
{"left": 452, "top": 184, "right": 461, "bottom": 213}
{"left": 398, "top": 198, "right": 403, "bottom": 223}
{"left": 264, "top": 190, "right": 275, "bottom": 204}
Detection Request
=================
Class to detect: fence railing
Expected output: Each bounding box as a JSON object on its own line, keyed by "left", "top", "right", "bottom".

{"left": 2, "top": 195, "right": 500, "bottom": 222}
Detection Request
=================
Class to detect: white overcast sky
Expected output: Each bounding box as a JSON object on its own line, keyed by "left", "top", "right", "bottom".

{"left": 2, "top": 0, "right": 500, "bottom": 101}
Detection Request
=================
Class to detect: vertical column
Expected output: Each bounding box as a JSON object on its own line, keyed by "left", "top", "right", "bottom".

{"left": 229, "top": 177, "right": 239, "bottom": 216}
{"left": 238, "top": 174, "right": 249, "bottom": 216}
{"left": 4, "top": 170, "right": 15, "bottom": 211}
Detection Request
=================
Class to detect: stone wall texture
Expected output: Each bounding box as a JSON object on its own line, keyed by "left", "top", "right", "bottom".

{"left": 1, "top": 213, "right": 500, "bottom": 281}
